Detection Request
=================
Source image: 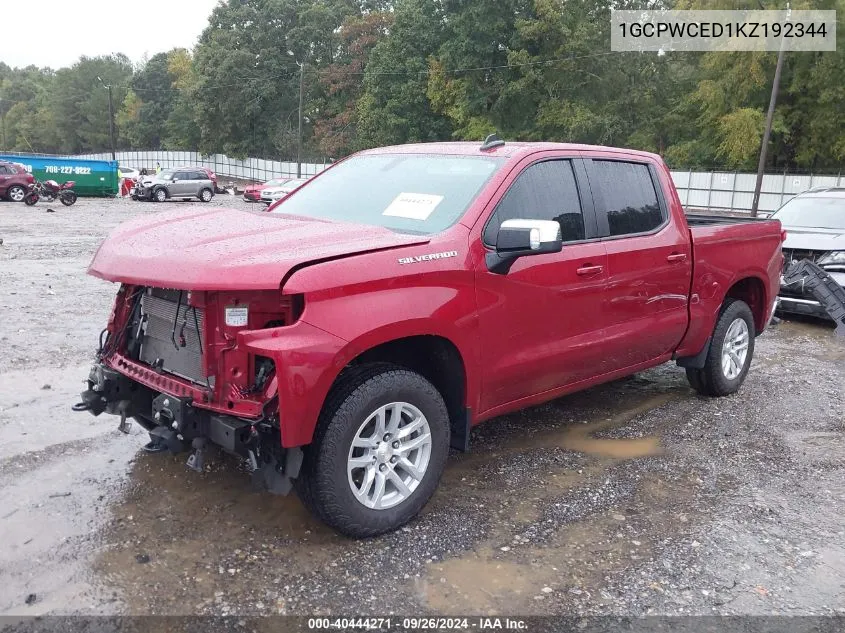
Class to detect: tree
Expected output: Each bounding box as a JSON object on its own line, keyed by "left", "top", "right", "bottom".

{"left": 162, "top": 49, "right": 201, "bottom": 150}
{"left": 356, "top": 0, "right": 452, "bottom": 148}
{"left": 119, "top": 52, "right": 178, "bottom": 149}
{"left": 314, "top": 10, "right": 393, "bottom": 157}
{"left": 51, "top": 55, "right": 133, "bottom": 153}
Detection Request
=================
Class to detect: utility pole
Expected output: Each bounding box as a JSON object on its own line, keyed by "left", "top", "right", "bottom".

{"left": 97, "top": 77, "right": 116, "bottom": 160}
{"left": 297, "top": 58, "right": 306, "bottom": 179}
{"left": 106, "top": 84, "right": 116, "bottom": 161}
{"left": 751, "top": 4, "right": 790, "bottom": 217}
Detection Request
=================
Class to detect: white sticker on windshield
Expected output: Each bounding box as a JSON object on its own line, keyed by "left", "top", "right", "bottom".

{"left": 383, "top": 193, "right": 444, "bottom": 221}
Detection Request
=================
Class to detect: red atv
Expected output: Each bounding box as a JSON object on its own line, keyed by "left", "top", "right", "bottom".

{"left": 24, "top": 179, "right": 78, "bottom": 206}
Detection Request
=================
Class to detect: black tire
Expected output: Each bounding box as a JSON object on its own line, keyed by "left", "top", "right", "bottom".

{"left": 153, "top": 187, "right": 167, "bottom": 203}
{"left": 199, "top": 188, "right": 213, "bottom": 202}
{"left": 60, "top": 191, "right": 77, "bottom": 206}
{"left": 686, "top": 298, "right": 755, "bottom": 397}
{"left": 7, "top": 185, "right": 26, "bottom": 202}
{"left": 296, "top": 363, "right": 450, "bottom": 538}
{"left": 23, "top": 193, "right": 38, "bottom": 206}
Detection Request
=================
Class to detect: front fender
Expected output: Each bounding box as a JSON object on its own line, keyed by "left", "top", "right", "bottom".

{"left": 240, "top": 280, "right": 480, "bottom": 447}
{"left": 240, "top": 315, "right": 477, "bottom": 448}
{"left": 239, "top": 321, "right": 350, "bottom": 447}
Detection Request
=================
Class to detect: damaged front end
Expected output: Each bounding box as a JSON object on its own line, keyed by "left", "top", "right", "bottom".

{"left": 74, "top": 284, "right": 304, "bottom": 495}
{"left": 782, "top": 259, "right": 845, "bottom": 335}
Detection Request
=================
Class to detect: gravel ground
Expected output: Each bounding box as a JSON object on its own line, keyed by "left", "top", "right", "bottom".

{"left": 0, "top": 195, "right": 843, "bottom": 619}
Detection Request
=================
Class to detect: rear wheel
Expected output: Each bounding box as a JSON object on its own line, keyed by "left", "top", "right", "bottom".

{"left": 23, "top": 193, "right": 38, "bottom": 206}
{"left": 296, "top": 364, "right": 450, "bottom": 538}
{"left": 686, "top": 298, "right": 755, "bottom": 397}
{"left": 60, "top": 191, "right": 77, "bottom": 206}
{"left": 199, "top": 188, "right": 213, "bottom": 202}
{"left": 7, "top": 185, "right": 25, "bottom": 202}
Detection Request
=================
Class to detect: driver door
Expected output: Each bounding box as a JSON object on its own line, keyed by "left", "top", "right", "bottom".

{"left": 472, "top": 155, "right": 609, "bottom": 414}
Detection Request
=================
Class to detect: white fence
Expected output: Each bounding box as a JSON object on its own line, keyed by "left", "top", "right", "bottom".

{"left": 73, "top": 151, "right": 329, "bottom": 182}
{"left": 670, "top": 170, "right": 844, "bottom": 214}
{"left": 73, "top": 151, "right": 842, "bottom": 213}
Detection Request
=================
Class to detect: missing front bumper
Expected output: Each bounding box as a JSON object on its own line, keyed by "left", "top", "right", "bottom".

{"left": 72, "top": 363, "right": 301, "bottom": 495}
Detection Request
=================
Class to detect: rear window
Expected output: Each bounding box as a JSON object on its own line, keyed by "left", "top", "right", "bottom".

{"left": 270, "top": 154, "right": 503, "bottom": 235}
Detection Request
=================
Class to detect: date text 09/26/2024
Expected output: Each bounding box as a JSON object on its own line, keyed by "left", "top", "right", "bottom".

{"left": 307, "top": 617, "right": 528, "bottom": 630}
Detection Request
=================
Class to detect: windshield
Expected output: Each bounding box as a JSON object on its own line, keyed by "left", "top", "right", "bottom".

{"left": 772, "top": 196, "right": 845, "bottom": 230}
{"left": 265, "top": 178, "right": 288, "bottom": 187}
{"left": 270, "top": 154, "right": 503, "bottom": 234}
{"left": 159, "top": 170, "right": 174, "bottom": 180}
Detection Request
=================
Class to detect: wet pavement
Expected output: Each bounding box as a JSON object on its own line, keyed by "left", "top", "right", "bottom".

{"left": 1, "top": 197, "right": 844, "bottom": 617}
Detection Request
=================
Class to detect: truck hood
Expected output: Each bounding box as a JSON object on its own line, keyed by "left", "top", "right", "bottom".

{"left": 781, "top": 226, "right": 845, "bottom": 252}
{"left": 88, "top": 207, "right": 428, "bottom": 290}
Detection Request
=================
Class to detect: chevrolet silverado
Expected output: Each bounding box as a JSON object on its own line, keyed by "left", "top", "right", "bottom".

{"left": 75, "top": 139, "right": 784, "bottom": 537}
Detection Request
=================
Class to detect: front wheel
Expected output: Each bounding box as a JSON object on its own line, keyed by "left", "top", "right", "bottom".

{"left": 7, "top": 185, "right": 26, "bottom": 202}
{"left": 60, "top": 191, "right": 77, "bottom": 206}
{"left": 153, "top": 187, "right": 167, "bottom": 203}
{"left": 23, "top": 193, "right": 39, "bottom": 206}
{"left": 686, "top": 298, "right": 755, "bottom": 397}
{"left": 296, "top": 364, "right": 450, "bottom": 538}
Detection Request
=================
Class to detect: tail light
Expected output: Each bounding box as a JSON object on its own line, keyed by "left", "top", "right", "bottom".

{"left": 26, "top": 174, "right": 34, "bottom": 183}
{"left": 781, "top": 229, "right": 788, "bottom": 243}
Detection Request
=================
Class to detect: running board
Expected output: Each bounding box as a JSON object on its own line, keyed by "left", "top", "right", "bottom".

{"left": 782, "top": 260, "right": 845, "bottom": 335}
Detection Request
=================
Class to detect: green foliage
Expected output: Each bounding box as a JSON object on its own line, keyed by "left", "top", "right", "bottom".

{"left": 51, "top": 55, "right": 133, "bottom": 153}
{"left": 1, "top": 0, "right": 843, "bottom": 173}
{"left": 356, "top": 0, "right": 453, "bottom": 147}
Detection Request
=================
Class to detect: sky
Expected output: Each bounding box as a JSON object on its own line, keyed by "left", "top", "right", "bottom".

{"left": 2, "top": 0, "right": 221, "bottom": 69}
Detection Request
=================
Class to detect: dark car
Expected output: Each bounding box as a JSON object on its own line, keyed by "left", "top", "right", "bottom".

{"left": 0, "top": 161, "right": 35, "bottom": 202}
{"left": 775, "top": 187, "right": 845, "bottom": 319}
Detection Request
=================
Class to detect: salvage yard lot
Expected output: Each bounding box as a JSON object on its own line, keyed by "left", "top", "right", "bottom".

{"left": 0, "top": 197, "right": 844, "bottom": 617}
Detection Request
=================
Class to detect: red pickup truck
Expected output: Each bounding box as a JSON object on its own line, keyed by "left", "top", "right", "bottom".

{"left": 76, "top": 140, "right": 784, "bottom": 537}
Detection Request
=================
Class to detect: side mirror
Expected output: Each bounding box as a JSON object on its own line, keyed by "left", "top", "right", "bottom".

{"left": 172, "top": 178, "right": 179, "bottom": 183}
{"left": 486, "top": 219, "right": 562, "bottom": 274}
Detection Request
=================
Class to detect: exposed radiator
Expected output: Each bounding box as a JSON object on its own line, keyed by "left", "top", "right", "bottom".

{"left": 139, "top": 288, "right": 208, "bottom": 385}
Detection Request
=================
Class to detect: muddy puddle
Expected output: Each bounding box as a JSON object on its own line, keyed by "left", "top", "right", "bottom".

{"left": 91, "top": 385, "right": 680, "bottom": 615}
{"left": 422, "top": 471, "right": 702, "bottom": 615}
{"left": 420, "top": 392, "right": 684, "bottom": 614}
{"left": 96, "top": 449, "right": 339, "bottom": 614}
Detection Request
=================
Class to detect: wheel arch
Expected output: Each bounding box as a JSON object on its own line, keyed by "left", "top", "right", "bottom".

{"left": 724, "top": 275, "right": 768, "bottom": 334}
{"left": 342, "top": 334, "right": 469, "bottom": 450}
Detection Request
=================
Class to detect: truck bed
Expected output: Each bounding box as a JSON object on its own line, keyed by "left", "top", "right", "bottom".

{"left": 675, "top": 216, "right": 783, "bottom": 360}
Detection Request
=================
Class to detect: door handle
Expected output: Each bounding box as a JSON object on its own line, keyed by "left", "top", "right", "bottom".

{"left": 576, "top": 264, "right": 604, "bottom": 276}
{"left": 666, "top": 253, "right": 688, "bottom": 263}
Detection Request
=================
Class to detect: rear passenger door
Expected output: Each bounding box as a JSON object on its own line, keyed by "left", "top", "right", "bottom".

{"left": 474, "top": 156, "right": 609, "bottom": 413}
{"left": 187, "top": 171, "right": 204, "bottom": 197}
{"left": 171, "top": 171, "right": 192, "bottom": 197}
{"left": 584, "top": 156, "right": 692, "bottom": 370}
